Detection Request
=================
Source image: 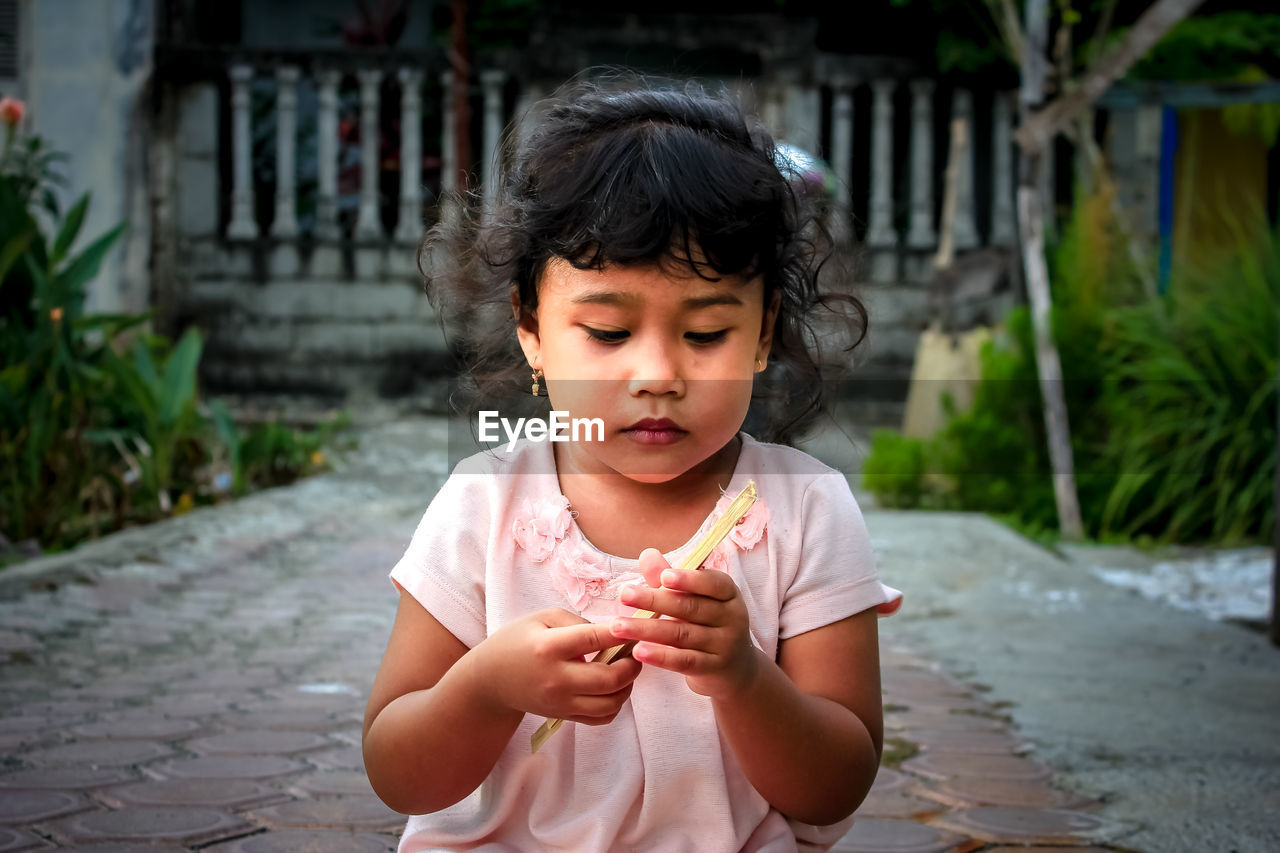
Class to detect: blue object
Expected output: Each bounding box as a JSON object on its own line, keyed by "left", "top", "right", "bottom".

{"left": 1158, "top": 106, "right": 1178, "bottom": 295}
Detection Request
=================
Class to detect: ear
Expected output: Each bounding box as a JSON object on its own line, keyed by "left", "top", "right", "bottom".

{"left": 512, "top": 287, "right": 542, "bottom": 369}
{"left": 755, "top": 289, "right": 782, "bottom": 368}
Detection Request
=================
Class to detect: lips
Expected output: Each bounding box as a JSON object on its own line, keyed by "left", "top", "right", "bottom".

{"left": 622, "top": 418, "right": 687, "bottom": 445}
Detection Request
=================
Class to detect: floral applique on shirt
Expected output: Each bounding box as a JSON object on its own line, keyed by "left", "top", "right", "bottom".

{"left": 512, "top": 491, "right": 771, "bottom": 613}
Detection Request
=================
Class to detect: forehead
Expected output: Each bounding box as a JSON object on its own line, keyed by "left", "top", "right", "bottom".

{"left": 538, "top": 258, "right": 763, "bottom": 308}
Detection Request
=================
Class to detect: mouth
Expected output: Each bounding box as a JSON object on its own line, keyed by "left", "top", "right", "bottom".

{"left": 621, "top": 418, "right": 687, "bottom": 445}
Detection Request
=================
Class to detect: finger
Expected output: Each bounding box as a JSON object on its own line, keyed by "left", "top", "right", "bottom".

{"left": 631, "top": 640, "right": 704, "bottom": 675}
{"left": 619, "top": 584, "right": 724, "bottom": 627}
{"left": 610, "top": 614, "right": 716, "bottom": 653}
{"left": 657, "top": 567, "right": 739, "bottom": 601}
{"left": 537, "top": 607, "right": 591, "bottom": 629}
{"left": 553, "top": 650, "right": 642, "bottom": 698}
{"left": 560, "top": 682, "right": 634, "bottom": 722}
{"left": 637, "top": 547, "right": 669, "bottom": 589}
{"left": 547, "top": 620, "right": 623, "bottom": 660}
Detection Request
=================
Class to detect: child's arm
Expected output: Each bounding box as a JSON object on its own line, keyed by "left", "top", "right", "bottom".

{"left": 363, "top": 588, "right": 643, "bottom": 815}
{"left": 611, "top": 559, "right": 882, "bottom": 826}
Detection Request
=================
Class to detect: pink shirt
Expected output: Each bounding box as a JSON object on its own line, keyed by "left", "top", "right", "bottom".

{"left": 389, "top": 432, "right": 902, "bottom": 853}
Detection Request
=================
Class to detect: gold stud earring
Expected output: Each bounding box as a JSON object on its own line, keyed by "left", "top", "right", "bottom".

{"left": 531, "top": 369, "right": 543, "bottom": 397}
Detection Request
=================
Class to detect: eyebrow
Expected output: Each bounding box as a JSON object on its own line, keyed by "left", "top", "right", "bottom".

{"left": 570, "top": 290, "right": 745, "bottom": 309}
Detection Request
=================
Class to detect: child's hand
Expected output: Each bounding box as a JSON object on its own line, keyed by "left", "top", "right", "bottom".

{"left": 610, "top": 548, "right": 760, "bottom": 701}
{"left": 473, "top": 608, "right": 642, "bottom": 726}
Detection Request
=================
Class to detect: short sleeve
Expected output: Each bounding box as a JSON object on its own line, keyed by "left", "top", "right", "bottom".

{"left": 389, "top": 466, "right": 492, "bottom": 650}
{"left": 777, "top": 472, "right": 902, "bottom": 640}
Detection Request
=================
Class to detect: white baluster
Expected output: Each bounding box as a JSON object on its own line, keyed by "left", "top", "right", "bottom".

{"left": 906, "top": 79, "right": 936, "bottom": 255}
{"left": 315, "top": 69, "right": 341, "bottom": 241}
{"left": 227, "top": 64, "right": 258, "bottom": 240}
{"left": 481, "top": 69, "right": 505, "bottom": 214}
{"left": 831, "top": 78, "right": 854, "bottom": 214}
{"left": 866, "top": 79, "right": 897, "bottom": 282}
{"left": 990, "top": 91, "right": 1016, "bottom": 246}
{"left": 355, "top": 68, "right": 384, "bottom": 241}
{"left": 271, "top": 66, "right": 300, "bottom": 240}
{"left": 951, "top": 88, "right": 979, "bottom": 250}
{"left": 440, "top": 70, "right": 456, "bottom": 197}
{"left": 395, "top": 68, "right": 424, "bottom": 243}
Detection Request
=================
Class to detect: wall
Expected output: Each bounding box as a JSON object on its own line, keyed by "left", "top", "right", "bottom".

{"left": 21, "top": 0, "right": 154, "bottom": 315}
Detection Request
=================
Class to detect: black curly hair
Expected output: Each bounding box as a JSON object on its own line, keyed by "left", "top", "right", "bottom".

{"left": 422, "top": 74, "right": 867, "bottom": 445}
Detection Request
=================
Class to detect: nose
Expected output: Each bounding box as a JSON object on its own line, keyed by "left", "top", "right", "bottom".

{"left": 626, "top": 333, "right": 685, "bottom": 398}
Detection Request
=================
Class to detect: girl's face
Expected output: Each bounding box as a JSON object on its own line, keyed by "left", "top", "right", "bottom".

{"left": 515, "top": 258, "right": 779, "bottom": 484}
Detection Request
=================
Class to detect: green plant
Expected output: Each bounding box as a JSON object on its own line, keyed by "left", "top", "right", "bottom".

{"left": 861, "top": 429, "right": 929, "bottom": 509}
{"left": 93, "top": 329, "right": 205, "bottom": 513}
{"left": 864, "top": 185, "right": 1279, "bottom": 546}
{"left": 0, "top": 109, "right": 134, "bottom": 546}
{"left": 1098, "top": 224, "right": 1279, "bottom": 542}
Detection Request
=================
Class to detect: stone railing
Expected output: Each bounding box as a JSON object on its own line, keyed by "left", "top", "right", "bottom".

{"left": 823, "top": 78, "right": 1022, "bottom": 284}
{"left": 162, "top": 53, "right": 1025, "bottom": 400}
{"left": 217, "top": 58, "right": 511, "bottom": 280}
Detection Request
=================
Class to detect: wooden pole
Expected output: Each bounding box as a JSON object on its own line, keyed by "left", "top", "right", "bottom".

{"left": 451, "top": 0, "right": 470, "bottom": 194}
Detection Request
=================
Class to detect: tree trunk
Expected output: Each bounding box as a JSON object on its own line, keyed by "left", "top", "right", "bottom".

{"left": 1019, "top": 152, "right": 1084, "bottom": 539}
{"left": 1018, "top": 0, "right": 1084, "bottom": 540}
{"left": 1016, "top": 0, "right": 1208, "bottom": 152}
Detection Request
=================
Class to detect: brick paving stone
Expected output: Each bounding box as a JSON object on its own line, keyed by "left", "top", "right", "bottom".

{"left": 288, "top": 770, "right": 376, "bottom": 797}
{"left": 0, "top": 769, "right": 138, "bottom": 790}
{"left": 885, "top": 695, "right": 996, "bottom": 715}
{"left": 213, "top": 710, "right": 343, "bottom": 731}
{"left": 51, "top": 684, "right": 153, "bottom": 703}
{"left": 69, "top": 717, "right": 203, "bottom": 740}
{"left": 854, "top": 791, "right": 946, "bottom": 820}
{"left": 981, "top": 847, "right": 1116, "bottom": 852}
{"left": 304, "top": 746, "right": 364, "bottom": 772}
{"left": 41, "top": 807, "right": 252, "bottom": 846}
{"left": 99, "top": 778, "right": 291, "bottom": 810}
{"left": 11, "top": 702, "right": 100, "bottom": 719}
{"left": 919, "top": 777, "right": 1097, "bottom": 810}
{"left": 205, "top": 829, "right": 397, "bottom": 852}
{"left": 0, "top": 631, "right": 40, "bottom": 653}
{"left": 0, "top": 827, "right": 47, "bottom": 852}
{"left": 899, "top": 753, "right": 1053, "bottom": 783}
{"left": 0, "top": 790, "right": 91, "bottom": 824}
{"left": 143, "top": 694, "right": 234, "bottom": 718}
{"left": 247, "top": 797, "right": 402, "bottom": 831}
{"left": 54, "top": 840, "right": 188, "bottom": 845}
{"left": 184, "top": 730, "right": 332, "bottom": 756}
{"left": 884, "top": 712, "right": 1011, "bottom": 733}
{"left": 930, "top": 806, "right": 1136, "bottom": 845}
{"left": 831, "top": 818, "right": 968, "bottom": 853}
{"left": 908, "top": 730, "right": 1029, "bottom": 755}
{"left": 16, "top": 739, "right": 173, "bottom": 767}
{"left": 868, "top": 768, "right": 915, "bottom": 795}
{"left": 150, "top": 755, "right": 308, "bottom": 781}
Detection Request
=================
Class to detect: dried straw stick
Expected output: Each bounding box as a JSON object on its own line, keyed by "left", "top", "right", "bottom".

{"left": 530, "top": 480, "right": 759, "bottom": 753}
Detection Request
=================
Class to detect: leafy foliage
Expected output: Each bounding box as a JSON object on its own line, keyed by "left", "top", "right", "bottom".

{"left": 0, "top": 122, "right": 350, "bottom": 559}
{"left": 862, "top": 187, "right": 1278, "bottom": 545}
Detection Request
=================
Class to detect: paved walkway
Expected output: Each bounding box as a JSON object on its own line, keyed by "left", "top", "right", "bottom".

{"left": 0, "top": 417, "right": 1272, "bottom": 851}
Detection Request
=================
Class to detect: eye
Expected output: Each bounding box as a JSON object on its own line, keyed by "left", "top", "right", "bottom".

{"left": 583, "top": 326, "right": 629, "bottom": 344}
{"left": 685, "top": 330, "right": 729, "bottom": 345}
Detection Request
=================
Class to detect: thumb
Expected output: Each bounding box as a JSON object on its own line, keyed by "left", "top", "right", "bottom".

{"left": 637, "top": 547, "right": 670, "bottom": 589}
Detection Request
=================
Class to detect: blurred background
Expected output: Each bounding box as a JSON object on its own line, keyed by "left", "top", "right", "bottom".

{"left": 2, "top": 0, "right": 1278, "bottom": 560}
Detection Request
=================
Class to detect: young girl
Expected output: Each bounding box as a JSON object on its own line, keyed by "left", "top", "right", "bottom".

{"left": 363, "top": 78, "right": 902, "bottom": 853}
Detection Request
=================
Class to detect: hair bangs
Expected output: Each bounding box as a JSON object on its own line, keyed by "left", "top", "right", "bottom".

{"left": 531, "top": 120, "right": 787, "bottom": 283}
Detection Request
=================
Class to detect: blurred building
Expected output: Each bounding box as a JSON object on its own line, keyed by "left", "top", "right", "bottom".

{"left": 4, "top": 1, "right": 1277, "bottom": 408}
